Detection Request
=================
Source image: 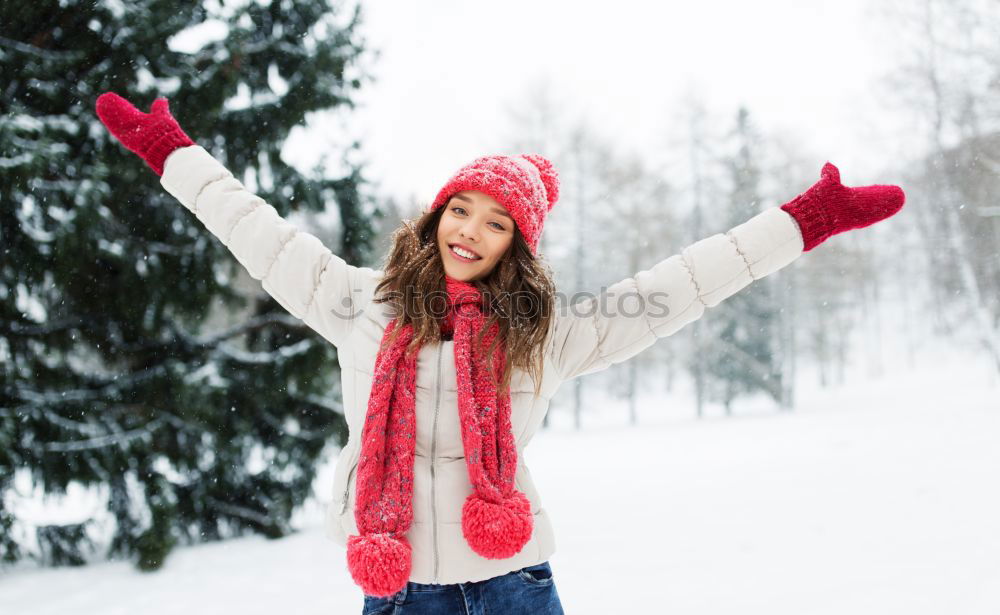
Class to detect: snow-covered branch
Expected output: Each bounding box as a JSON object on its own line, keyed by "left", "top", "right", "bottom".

{"left": 0, "top": 35, "right": 84, "bottom": 60}
{"left": 204, "top": 498, "right": 273, "bottom": 528}
{"left": 40, "top": 419, "right": 163, "bottom": 453}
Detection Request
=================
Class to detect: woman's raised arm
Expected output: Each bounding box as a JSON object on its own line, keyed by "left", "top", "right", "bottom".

{"left": 96, "top": 92, "right": 379, "bottom": 348}
{"left": 546, "top": 163, "right": 905, "bottom": 381}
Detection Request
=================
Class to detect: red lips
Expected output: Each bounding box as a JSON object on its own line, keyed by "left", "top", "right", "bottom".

{"left": 449, "top": 243, "right": 482, "bottom": 259}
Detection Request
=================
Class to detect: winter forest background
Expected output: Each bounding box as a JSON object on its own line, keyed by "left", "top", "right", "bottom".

{"left": 2, "top": 0, "right": 999, "bottom": 613}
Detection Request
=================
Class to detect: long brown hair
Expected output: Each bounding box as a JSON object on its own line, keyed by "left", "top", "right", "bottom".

{"left": 372, "top": 205, "right": 557, "bottom": 397}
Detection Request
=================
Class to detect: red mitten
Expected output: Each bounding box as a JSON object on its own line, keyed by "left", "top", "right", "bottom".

{"left": 95, "top": 92, "right": 195, "bottom": 176}
{"left": 780, "top": 162, "right": 905, "bottom": 251}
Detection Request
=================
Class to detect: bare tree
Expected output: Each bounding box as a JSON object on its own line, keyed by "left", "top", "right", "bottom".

{"left": 876, "top": 0, "right": 1000, "bottom": 373}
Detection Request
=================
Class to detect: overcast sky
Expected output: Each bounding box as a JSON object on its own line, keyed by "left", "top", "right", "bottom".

{"left": 278, "top": 0, "right": 914, "bottom": 210}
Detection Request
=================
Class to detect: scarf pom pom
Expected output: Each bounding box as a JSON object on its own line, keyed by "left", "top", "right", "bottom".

{"left": 346, "top": 532, "right": 412, "bottom": 597}
{"left": 461, "top": 491, "right": 533, "bottom": 559}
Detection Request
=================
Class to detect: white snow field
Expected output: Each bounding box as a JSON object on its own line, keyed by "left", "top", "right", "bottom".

{"left": 2, "top": 343, "right": 998, "bottom": 614}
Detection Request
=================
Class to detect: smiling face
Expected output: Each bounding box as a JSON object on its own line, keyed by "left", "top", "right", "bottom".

{"left": 436, "top": 190, "right": 515, "bottom": 282}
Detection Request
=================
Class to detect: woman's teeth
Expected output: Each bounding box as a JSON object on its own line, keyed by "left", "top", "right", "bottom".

{"left": 451, "top": 246, "right": 480, "bottom": 260}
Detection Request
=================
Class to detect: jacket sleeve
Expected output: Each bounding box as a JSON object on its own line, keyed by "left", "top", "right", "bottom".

{"left": 159, "top": 145, "right": 380, "bottom": 348}
{"left": 546, "top": 206, "right": 804, "bottom": 381}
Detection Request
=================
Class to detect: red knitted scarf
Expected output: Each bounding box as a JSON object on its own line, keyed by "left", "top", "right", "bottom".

{"left": 346, "top": 275, "right": 532, "bottom": 597}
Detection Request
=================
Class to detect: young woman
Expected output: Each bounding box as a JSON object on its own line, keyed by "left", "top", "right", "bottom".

{"left": 96, "top": 92, "right": 905, "bottom": 615}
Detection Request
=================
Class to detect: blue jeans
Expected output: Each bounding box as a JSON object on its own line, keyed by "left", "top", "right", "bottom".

{"left": 361, "top": 561, "right": 564, "bottom": 614}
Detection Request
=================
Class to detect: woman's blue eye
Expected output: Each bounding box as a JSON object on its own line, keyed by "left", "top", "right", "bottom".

{"left": 451, "top": 206, "right": 506, "bottom": 231}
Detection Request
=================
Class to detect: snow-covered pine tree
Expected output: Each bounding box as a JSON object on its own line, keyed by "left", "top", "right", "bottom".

{"left": 703, "top": 107, "right": 784, "bottom": 413}
{"left": 0, "top": 0, "right": 376, "bottom": 570}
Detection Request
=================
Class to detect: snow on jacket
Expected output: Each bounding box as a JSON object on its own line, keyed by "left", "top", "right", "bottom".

{"left": 159, "top": 145, "right": 805, "bottom": 584}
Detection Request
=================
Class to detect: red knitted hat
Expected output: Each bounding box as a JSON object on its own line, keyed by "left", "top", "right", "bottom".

{"left": 430, "top": 154, "right": 560, "bottom": 255}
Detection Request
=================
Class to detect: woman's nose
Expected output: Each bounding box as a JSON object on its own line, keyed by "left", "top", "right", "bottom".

{"left": 460, "top": 222, "right": 480, "bottom": 241}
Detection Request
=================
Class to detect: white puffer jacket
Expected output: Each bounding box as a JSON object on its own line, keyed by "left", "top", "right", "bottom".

{"left": 160, "top": 145, "right": 805, "bottom": 585}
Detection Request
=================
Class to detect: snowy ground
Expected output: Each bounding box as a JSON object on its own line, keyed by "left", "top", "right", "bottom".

{"left": 2, "top": 343, "right": 998, "bottom": 615}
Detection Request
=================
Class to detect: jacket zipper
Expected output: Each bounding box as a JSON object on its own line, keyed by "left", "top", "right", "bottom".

{"left": 340, "top": 445, "right": 359, "bottom": 515}
{"left": 430, "top": 342, "right": 444, "bottom": 582}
